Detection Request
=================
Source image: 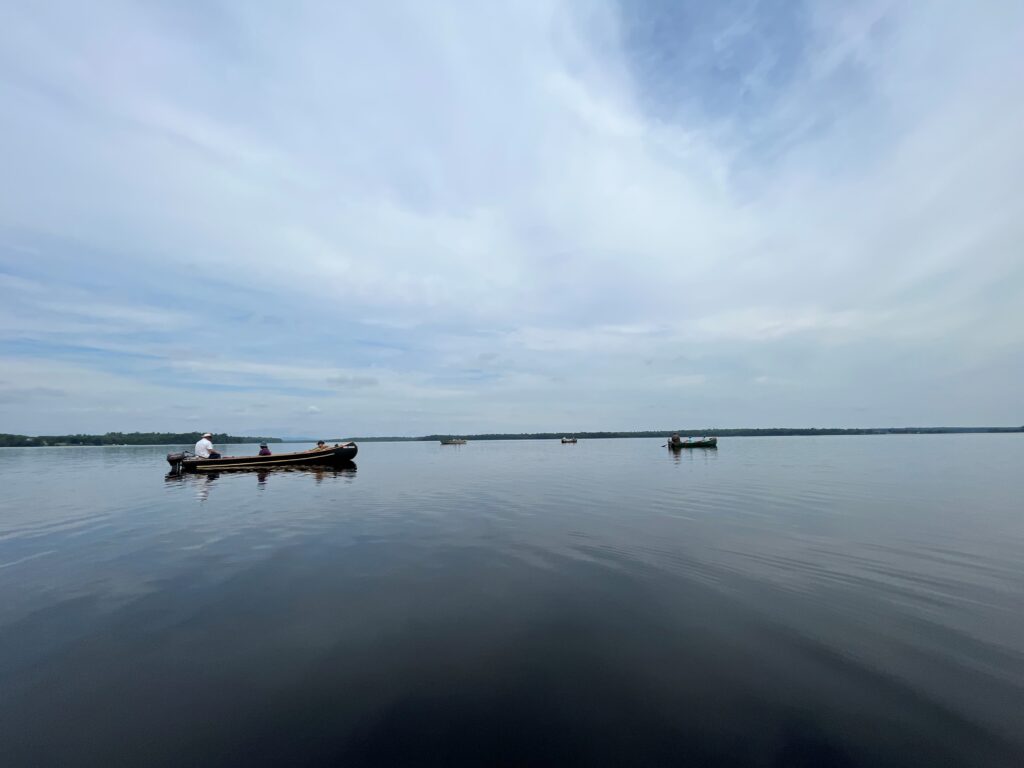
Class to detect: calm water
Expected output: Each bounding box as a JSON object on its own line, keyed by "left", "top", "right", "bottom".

{"left": 0, "top": 436, "right": 1021, "bottom": 766}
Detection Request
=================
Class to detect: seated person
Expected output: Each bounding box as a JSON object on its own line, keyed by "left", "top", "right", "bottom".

{"left": 195, "top": 432, "right": 221, "bottom": 459}
{"left": 258, "top": 442, "right": 272, "bottom": 456}
{"left": 313, "top": 440, "right": 328, "bottom": 451}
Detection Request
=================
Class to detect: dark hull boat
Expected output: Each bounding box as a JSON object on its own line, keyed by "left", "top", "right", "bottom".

{"left": 561, "top": 437, "right": 577, "bottom": 443}
{"left": 667, "top": 437, "right": 717, "bottom": 449}
{"left": 167, "top": 443, "right": 358, "bottom": 473}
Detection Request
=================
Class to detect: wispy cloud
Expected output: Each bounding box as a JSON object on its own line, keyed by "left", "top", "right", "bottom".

{"left": 1, "top": 1, "right": 1022, "bottom": 434}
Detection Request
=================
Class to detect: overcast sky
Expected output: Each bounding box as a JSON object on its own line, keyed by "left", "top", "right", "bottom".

{"left": 1, "top": 1, "right": 1022, "bottom": 437}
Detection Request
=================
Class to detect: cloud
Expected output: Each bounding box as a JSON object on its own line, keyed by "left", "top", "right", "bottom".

{"left": 694, "top": 307, "right": 876, "bottom": 342}
{"left": 0, "top": 1, "right": 1022, "bottom": 433}
{"left": 327, "top": 375, "right": 379, "bottom": 389}
{"left": 0, "top": 384, "right": 67, "bottom": 404}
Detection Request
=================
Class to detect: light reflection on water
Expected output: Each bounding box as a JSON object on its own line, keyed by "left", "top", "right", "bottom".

{"left": 0, "top": 436, "right": 1021, "bottom": 766}
{"left": 164, "top": 463, "right": 358, "bottom": 501}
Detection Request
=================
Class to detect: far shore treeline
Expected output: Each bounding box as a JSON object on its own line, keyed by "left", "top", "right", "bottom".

{"left": 0, "top": 433, "right": 282, "bottom": 447}
{"left": 360, "top": 426, "right": 1024, "bottom": 442}
{"left": 2, "top": 427, "right": 1021, "bottom": 448}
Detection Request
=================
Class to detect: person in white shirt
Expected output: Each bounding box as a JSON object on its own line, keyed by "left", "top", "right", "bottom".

{"left": 194, "top": 432, "right": 221, "bottom": 459}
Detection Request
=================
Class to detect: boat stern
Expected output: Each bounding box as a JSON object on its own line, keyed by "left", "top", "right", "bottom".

{"left": 167, "top": 451, "right": 188, "bottom": 473}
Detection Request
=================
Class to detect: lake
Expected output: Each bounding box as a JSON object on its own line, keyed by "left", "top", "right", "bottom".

{"left": 0, "top": 436, "right": 1021, "bottom": 766}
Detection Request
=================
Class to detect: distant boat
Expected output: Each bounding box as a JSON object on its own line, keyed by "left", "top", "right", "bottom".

{"left": 561, "top": 436, "right": 577, "bottom": 444}
{"left": 440, "top": 438, "right": 467, "bottom": 445}
{"left": 667, "top": 437, "right": 717, "bottom": 450}
{"left": 167, "top": 442, "right": 357, "bottom": 473}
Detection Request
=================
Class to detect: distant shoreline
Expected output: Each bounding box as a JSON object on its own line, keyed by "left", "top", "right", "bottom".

{"left": 2, "top": 427, "right": 1020, "bottom": 448}
{"left": 319, "top": 426, "right": 1024, "bottom": 443}
{"left": 0, "top": 433, "right": 281, "bottom": 448}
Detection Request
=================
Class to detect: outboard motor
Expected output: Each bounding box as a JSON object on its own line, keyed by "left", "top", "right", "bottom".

{"left": 166, "top": 451, "right": 189, "bottom": 474}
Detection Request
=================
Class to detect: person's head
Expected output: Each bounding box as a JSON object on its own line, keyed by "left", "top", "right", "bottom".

{"left": 259, "top": 442, "right": 268, "bottom": 448}
{"left": 202, "top": 432, "right": 213, "bottom": 439}
{"left": 317, "top": 440, "right": 326, "bottom": 447}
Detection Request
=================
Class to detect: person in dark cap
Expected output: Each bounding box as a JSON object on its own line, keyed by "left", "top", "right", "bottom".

{"left": 258, "top": 442, "right": 272, "bottom": 456}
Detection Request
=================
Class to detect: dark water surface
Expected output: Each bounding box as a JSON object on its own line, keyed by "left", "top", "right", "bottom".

{"left": 1, "top": 436, "right": 1021, "bottom": 766}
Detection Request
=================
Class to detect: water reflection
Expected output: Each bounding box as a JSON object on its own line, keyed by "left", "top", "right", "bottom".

{"left": 3, "top": 438, "right": 1023, "bottom": 766}
{"left": 165, "top": 463, "right": 357, "bottom": 500}
{"left": 667, "top": 446, "right": 719, "bottom": 465}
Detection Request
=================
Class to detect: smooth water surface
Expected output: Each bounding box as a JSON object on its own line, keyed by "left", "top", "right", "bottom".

{"left": 0, "top": 436, "right": 1022, "bottom": 766}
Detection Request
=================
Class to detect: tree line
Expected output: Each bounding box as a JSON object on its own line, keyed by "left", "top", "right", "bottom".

{"left": 350, "top": 426, "right": 1024, "bottom": 442}
{"left": 0, "top": 432, "right": 282, "bottom": 447}
{"left": 3, "top": 427, "right": 1020, "bottom": 447}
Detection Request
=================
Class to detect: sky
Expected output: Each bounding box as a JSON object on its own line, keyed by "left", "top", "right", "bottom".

{"left": 1, "top": 0, "right": 1022, "bottom": 437}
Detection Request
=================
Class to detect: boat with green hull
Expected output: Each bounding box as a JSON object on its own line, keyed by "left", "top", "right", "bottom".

{"left": 667, "top": 437, "right": 717, "bottom": 450}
